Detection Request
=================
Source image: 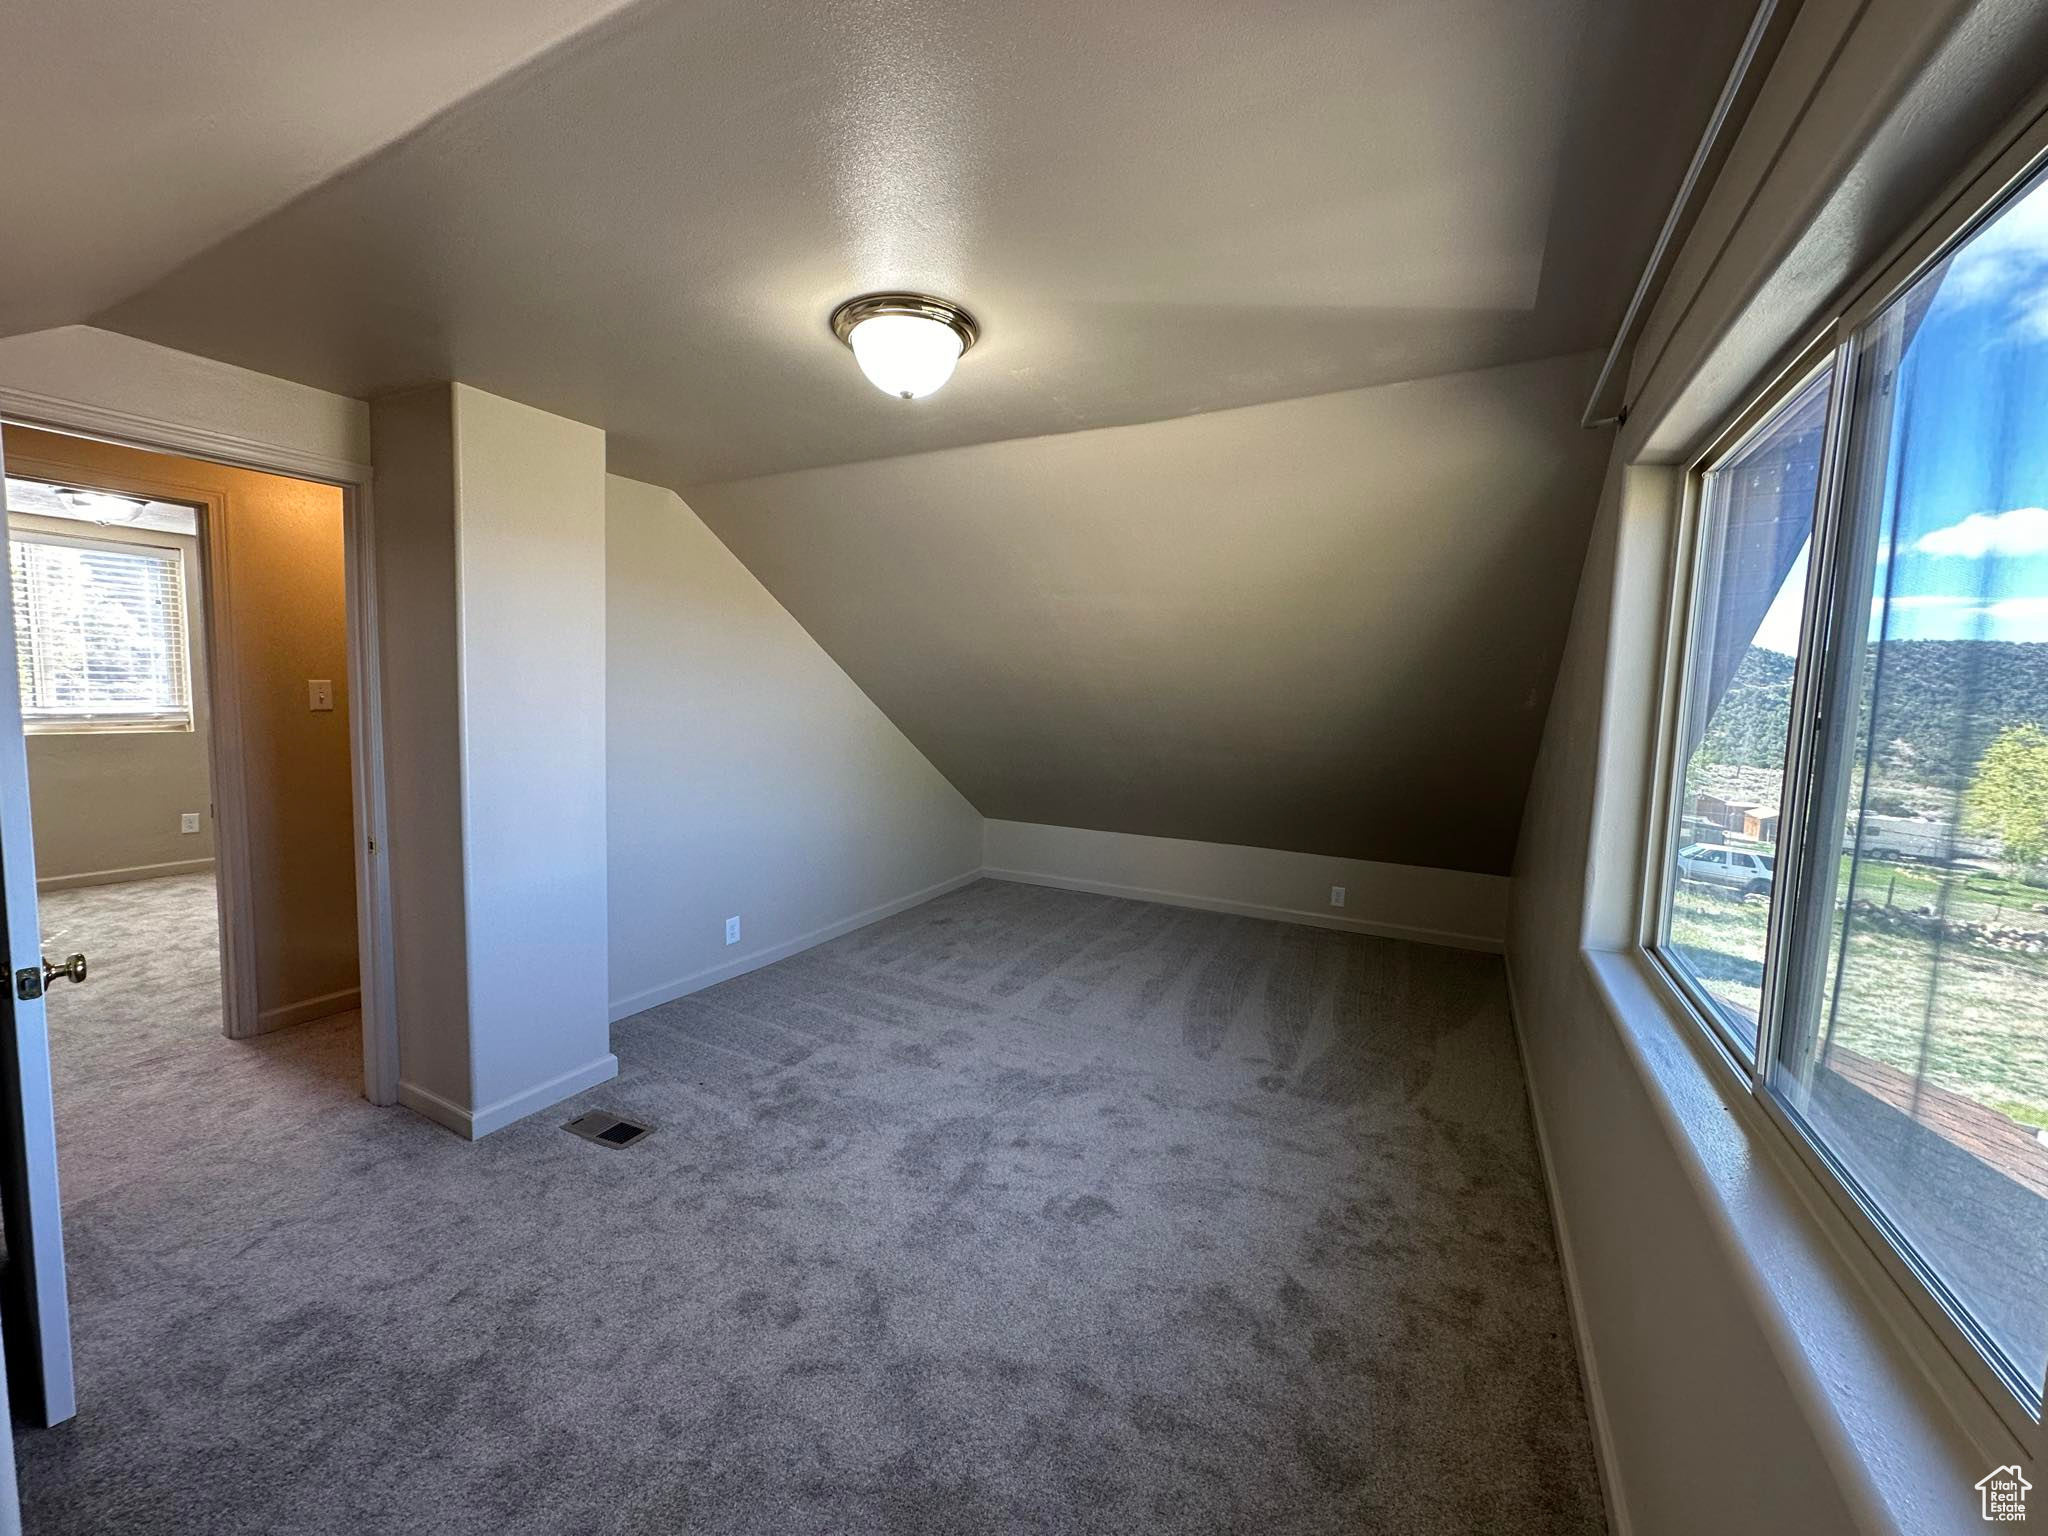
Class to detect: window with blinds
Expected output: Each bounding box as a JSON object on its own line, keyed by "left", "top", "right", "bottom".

{"left": 9, "top": 530, "right": 193, "bottom": 731}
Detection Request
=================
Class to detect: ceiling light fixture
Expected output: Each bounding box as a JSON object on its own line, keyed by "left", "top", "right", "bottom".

{"left": 830, "top": 293, "right": 979, "bottom": 400}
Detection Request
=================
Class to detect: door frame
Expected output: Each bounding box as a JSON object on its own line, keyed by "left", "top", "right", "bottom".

{"left": 0, "top": 397, "right": 399, "bottom": 1106}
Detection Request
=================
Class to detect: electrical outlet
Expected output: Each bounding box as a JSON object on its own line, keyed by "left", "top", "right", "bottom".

{"left": 1329, "top": 885, "right": 1346, "bottom": 908}
{"left": 308, "top": 679, "right": 334, "bottom": 712}
{"left": 180, "top": 813, "right": 202, "bottom": 835}
{"left": 724, "top": 915, "right": 741, "bottom": 946}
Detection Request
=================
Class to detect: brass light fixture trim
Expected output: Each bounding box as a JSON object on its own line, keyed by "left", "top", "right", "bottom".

{"left": 829, "top": 292, "right": 980, "bottom": 352}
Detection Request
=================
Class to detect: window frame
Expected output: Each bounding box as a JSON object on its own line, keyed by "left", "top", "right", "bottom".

{"left": 1640, "top": 117, "right": 2048, "bottom": 1453}
{"left": 8, "top": 523, "right": 196, "bottom": 735}
{"left": 1645, "top": 338, "right": 1842, "bottom": 1071}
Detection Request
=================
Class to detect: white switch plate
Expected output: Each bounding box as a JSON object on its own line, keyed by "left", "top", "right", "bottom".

{"left": 725, "top": 915, "right": 741, "bottom": 946}
{"left": 180, "top": 813, "right": 202, "bottom": 835}
{"left": 308, "top": 679, "right": 334, "bottom": 712}
{"left": 1329, "top": 886, "right": 1346, "bottom": 908}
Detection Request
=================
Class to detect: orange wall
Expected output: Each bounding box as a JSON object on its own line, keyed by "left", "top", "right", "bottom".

{"left": 5, "top": 425, "right": 358, "bottom": 1030}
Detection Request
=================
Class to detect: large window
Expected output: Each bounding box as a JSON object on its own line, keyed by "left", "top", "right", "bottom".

{"left": 9, "top": 530, "right": 193, "bottom": 732}
{"left": 1654, "top": 158, "right": 2048, "bottom": 1425}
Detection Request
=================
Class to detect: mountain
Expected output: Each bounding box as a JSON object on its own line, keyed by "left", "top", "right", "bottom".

{"left": 1699, "top": 647, "right": 1797, "bottom": 773}
{"left": 1701, "top": 640, "right": 2048, "bottom": 787}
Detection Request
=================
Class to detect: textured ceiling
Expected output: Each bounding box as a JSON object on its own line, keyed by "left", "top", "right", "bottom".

{"left": 11, "top": 0, "right": 1762, "bottom": 872}
{"left": 687, "top": 355, "right": 1613, "bottom": 875}
{"left": 0, "top": 0, "right": 646, "bottom": 338}
{"left": 83, "top": 0, "right": 1758, "bottom": 484}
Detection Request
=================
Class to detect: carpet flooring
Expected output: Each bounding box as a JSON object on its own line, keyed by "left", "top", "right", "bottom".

{"left": 17, "top": 874, "right": 1605, "bottom": 1535}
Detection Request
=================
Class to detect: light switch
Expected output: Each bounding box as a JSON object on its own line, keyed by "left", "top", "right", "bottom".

{"left": 308, "top": 679, "right": 334, "bottom": 712}
{"left": 180, "top": 813, "right": 202, "bottom": 835}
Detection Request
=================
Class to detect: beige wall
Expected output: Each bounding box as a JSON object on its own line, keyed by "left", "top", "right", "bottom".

{"left": 1510, "top": 461, "right": 1867, "bottom": 1534}
{"left": 1505, "top": 0, "right": 2048, "bottom": 1528}
{"left": 983, "top": 820, "right": 1509, "bottom": 952}
{"left": 606, "top": 474, "right": 982, "bottom": 1020}
{"left": 371, "top": 384, "right": 616, "bottom": 1137}
{"left": 9, "top": 510, "right": 215, "bottom": 887}
{"left": 0, "top": 326, "right": 372, "bottom": 476}
{"left": 368, "top": 386, "right": 470, "bottom": 1109}
{"left": 4, "top": 425, "right": 357, "bottom": 1029}
{"left": 451, "top": 386, "right": 612, "bottom": 1122}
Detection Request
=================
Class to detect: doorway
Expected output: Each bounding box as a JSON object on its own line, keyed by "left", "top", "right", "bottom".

{"left": 5, "top": 426, "right": 362, "bottom": 1043}
{"left": 0, "top": 420, "right": 394, "bottom": 1427}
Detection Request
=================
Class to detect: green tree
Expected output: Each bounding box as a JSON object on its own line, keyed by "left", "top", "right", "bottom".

{"left": 1965, "top": 723, "right": 2048, "bottom": 871}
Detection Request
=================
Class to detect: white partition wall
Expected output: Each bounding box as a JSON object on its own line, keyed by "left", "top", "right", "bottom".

{"left": 372, "top": 383, "right": 614, "bottom": 1137}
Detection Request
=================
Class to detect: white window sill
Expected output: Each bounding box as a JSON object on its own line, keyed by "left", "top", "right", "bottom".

{"left": 23, "top": 720, "right": 193, "bottom": 737}
{"left": 1578, "top": 944, "right": 2032, "bottom": 1534}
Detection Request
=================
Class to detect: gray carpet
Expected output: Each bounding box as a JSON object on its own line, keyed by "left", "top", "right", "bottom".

{"left": 18, "top": 874, "right": 1605, "bottom": 1534}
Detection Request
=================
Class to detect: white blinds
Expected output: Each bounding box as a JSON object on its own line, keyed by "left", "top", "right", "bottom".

{"left": 9, "top": 531, "right": 192, "bottom": 728}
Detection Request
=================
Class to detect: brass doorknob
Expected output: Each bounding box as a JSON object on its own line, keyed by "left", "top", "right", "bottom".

{"left": 41, "top": 954, "right": 86, "bottom": 987}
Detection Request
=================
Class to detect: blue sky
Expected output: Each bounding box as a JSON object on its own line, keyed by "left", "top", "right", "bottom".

{"left": 1755, "top": 171, "right": 2048, "bottom": 655}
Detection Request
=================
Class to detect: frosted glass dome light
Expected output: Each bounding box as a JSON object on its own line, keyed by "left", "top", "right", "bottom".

{"left": 831, "top": 294, "right": 979, "bottom": 400}
{"left": 848, "top": 313, "right": 962, "bottom": 399}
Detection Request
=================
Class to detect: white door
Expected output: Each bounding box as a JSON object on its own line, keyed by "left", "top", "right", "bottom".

{"left": 0, "top": 432, "right": 78, "bottom": 1427}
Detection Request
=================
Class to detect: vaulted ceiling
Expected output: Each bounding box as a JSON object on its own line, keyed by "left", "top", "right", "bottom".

{"left": 0, "top": 0, "right": 646, "bottom": 338}
{"left": 4, "top": 0, "right": 1763, "bottom": 872}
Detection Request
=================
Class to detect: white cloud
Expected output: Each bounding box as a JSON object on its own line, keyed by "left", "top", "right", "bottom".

{"left": 1886, "top": 594, "right": 2048, "bottom": 620}
{"left": 1873, "top": 591, "right": 2048, "bottom": 642}
{"left": 1942, "top": 176, "right": 2048, "bottom": 315}
{"left": 1914, "top": 506, "right": 2048, "bottom": 559}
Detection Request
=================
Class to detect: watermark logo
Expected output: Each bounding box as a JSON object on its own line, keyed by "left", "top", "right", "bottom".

{"left": 1977, "top": 1465, "right": 2031, "bottom": 1522}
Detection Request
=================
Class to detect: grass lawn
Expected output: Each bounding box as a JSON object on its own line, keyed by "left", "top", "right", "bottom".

{"left": 1668, "top": 862, "right": 2048, "bottom": 1130}
{"left": 1847, "top": 860, "right": 2048, "bottom": 928}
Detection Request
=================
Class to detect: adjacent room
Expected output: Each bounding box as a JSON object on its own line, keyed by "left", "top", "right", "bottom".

{"left": 0, "top": 0, "right": 2042, "bottom": 1532}
{"left": 3, "top": 429, "right": 363, "bottom": 1083}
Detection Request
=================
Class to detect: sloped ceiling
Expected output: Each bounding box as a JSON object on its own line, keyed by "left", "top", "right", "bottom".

{"left": 688, "top": 354, "right": 1611, "bottom": 875}
{"left": 9, "top": 0, "right": 1762, "bottom": 874}
{"left": 0, "top": 0, "right": 646, "bottom": 337}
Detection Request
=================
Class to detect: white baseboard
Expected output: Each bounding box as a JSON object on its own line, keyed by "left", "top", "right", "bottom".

{"left": 400, "top": 1052, "right": 620, "bottom": 1141}
{"left": 396, "top": 1078, "right": 473, "bottom": 1138}
{"left": 37, "top": 857, "right": 215, "bottom": 893}
{"left": 607, "top": 867, "right": 984, "bottom": 1023}
{"left": 1503, "top": 957, "right": 1631, "bottom": 1536}
{"left": 470, "top": 1053, "right": 620, "bottom": 1139}
{"left": 981, "top": 865, "right": 1504, "bottom": 953}
{"left": 979, "top": 822, "right": 1507, "bottom": 953}
{"left": 253, "top": 986, "right": 359, "bottom": 1035}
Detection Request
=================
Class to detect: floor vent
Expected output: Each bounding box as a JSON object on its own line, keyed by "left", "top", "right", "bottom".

{"left": 564, "top": 1110, "right": 653, "bottom": 1148}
